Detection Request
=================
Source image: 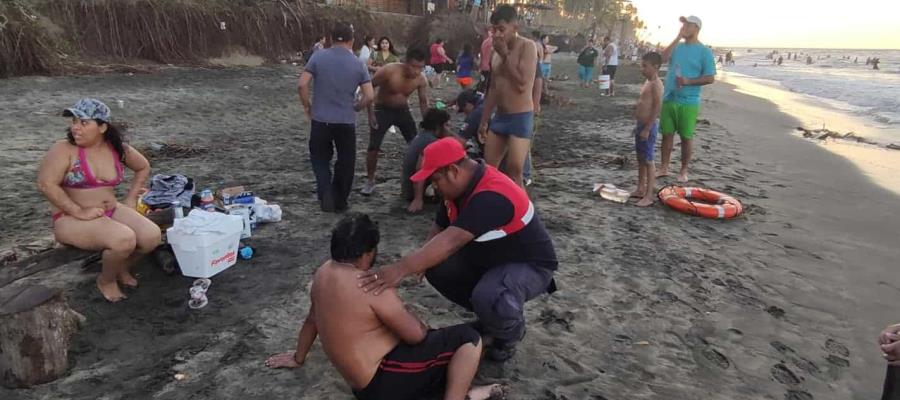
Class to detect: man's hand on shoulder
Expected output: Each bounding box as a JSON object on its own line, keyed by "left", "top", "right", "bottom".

{"left": 358, "top": 262, "right": 408, "bottom": 295}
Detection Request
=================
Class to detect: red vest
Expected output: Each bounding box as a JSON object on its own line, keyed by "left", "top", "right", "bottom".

{"left": 446, "top": 166, "right": 534, "bottom": 242}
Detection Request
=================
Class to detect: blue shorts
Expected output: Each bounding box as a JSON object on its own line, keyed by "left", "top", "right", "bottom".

{"left": 490, "top": 111, "right": 534, "bottom": 139}
{"left": 540, "top": 63, "right": 551, "bottom": 79}
{"left": 577, "top": 65, "right": 593, "bottom": 82}
{"left": 634, "top": 120, "right": 658, "bottom": 162}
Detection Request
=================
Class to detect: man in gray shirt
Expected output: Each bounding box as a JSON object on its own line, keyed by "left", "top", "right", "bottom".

{"left": 299, "top": 23, "right": 375, "bottom": 212}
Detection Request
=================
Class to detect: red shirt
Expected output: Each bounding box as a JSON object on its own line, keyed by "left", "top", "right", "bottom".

{"left": 430, "top": 43, "right": 448, "bottom": 65}
{"left": 480, "top": 37, "right": 493, "bottom": 72}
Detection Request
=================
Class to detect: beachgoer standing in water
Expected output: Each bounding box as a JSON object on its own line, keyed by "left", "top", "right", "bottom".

{"left": 266, "top": 214, "right": 504, "bottom": 400}
{"left": 477, "top": 5, "right": 539, "bottom": 188}
{"left": 357, "top": 138, "right": 558, "bottom": 362}
{"left": 657, "top": 15, "right": 716, "bottom": 182}
{"left": 299, "top": 23, "right": 374, "bottom": 212}
{"left": 631, "top": 53, "right": 664, "bottom": 207}
{"left": 362, "top": 49, "right": 429, "bottom": 196}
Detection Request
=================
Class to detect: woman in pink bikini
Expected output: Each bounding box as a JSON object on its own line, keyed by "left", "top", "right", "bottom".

{"left": 37, "top": 98, "right": 160, "bottom": 302}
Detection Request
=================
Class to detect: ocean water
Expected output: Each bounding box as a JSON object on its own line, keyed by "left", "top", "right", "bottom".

{"left": 724, "top": 48, "right": 900, "bottom": 142}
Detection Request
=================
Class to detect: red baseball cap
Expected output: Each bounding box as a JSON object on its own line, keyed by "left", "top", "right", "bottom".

{"left": 410, "top": 137, "right": 466, "bottom": 182}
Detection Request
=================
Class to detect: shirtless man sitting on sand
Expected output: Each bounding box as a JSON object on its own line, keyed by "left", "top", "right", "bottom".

{"left": 478, "top": 5, "right": 538, "bottom": 188}
{"left": 266, "top": 214, "right": 504, "bottom": 400}
{"left": 362, "top": 49, "right": 429, "bottom": 196}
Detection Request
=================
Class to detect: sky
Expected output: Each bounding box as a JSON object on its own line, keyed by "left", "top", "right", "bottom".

{"left": 629, "top": 0, "right": 900, "bottom": 49}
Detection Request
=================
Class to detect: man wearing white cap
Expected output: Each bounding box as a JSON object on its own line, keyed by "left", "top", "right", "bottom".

{"left": 657, "top": 15, "right": 716, "bottom": 182}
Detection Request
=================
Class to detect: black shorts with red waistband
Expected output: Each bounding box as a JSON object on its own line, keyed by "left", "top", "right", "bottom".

{"left": 353, "top": 323, "right": 481, "bottom": 400}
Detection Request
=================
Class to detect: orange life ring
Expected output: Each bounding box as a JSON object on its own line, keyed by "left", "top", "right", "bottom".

{"left": 658, "top": 186, "right": 743, "bottom": 219}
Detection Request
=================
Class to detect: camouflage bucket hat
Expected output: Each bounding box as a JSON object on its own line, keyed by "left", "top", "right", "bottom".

{"left": 63, "top": 98, "right": 111, "bottom": 123}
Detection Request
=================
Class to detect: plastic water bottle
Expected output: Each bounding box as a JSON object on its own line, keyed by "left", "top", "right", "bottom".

{"left": 200, "top": 190, "right": 215, "bottom": 211}
{"left": 674, "top": 64, "right": 683, "bottom": 88}
{"left": 172, "top": 201, "right": 184, "bottom": 219}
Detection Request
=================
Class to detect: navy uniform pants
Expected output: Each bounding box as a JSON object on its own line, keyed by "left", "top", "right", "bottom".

{"left": 425, "top": 254, "right": 554, "bottom": 341}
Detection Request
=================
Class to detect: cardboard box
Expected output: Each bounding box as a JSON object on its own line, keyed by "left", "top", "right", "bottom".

{"left": 226, "top": 205, "right": 256, "bottom": 239}
{"left": 219, "top": 186, "right": 255, "bottom": 205}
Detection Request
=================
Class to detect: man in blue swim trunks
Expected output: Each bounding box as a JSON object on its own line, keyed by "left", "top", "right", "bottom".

{"left": 477, "top": 5, "right": 538, "bottom": 188}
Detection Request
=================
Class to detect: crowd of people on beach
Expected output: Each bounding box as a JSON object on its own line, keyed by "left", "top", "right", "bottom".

{"left": 30, "top": 2, "right": 900, "bottom": 398}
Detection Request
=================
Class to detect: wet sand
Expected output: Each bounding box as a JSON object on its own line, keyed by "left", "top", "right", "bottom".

{"left": 1, "top": 55, "right": 899, "bottom": 399}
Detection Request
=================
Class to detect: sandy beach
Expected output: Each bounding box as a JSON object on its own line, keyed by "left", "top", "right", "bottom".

{"left": 1, "top": 54, "right": 899, "bottom": 400}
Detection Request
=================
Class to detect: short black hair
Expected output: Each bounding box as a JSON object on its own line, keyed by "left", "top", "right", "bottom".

{"left": 332, "top": 23, "right": 354, "bottom": 43}
{"left": 407, "top": 47, "right": 427, "bottom": 62}
{"left": 435, "top": 38, "right": 444, "bottom": 44}
{"left": 330, "top": 214, "right": 379, "bottom": 263}
{"left": 420, "top": 108, "right": 451, "bottom": 131}
{"left": 642, "top": 51, "right": 662, "bottom": 68}
{"left": 490, "top": 5, "right": 517, "bottom": 24}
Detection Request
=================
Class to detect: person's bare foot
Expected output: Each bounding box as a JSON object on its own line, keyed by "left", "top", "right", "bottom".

{"left": 467, "top": 383, "right": 508, "bottom": 400}
{"left": 96, "top": 277, "right": 126, "bottom": 302}
{"left": 677, "top": 172, "right": 689, "bottom": 182}
{"left": 656, "top": 169, "right": 669, "bottom": 178}
{"left": 118, "top": 271, "right": 138, "bottom": 288}
{"left": 635, "top": 196, "right": 655, "bottom": 207}
{"left": 630, "top": 189, "right": 645, "bottom": 198}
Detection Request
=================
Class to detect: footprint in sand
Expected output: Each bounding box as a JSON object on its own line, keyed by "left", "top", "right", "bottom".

{"left": 824, "top": 338, "right": 850, "bottom": 358}
{"left": 770, "top": 341, "right": 822, "bottom": 376}
{"left": 771, "top": 363, "right": 802, "bottom": 386}
{"left": 766, "top": 305, "right": 786, "bottom": 319}
{"left": 785, "top": 390, "right": 814, "bottom": 400}
{"left": 823, "top": 338, "right": 851, "bottom": 368}
{"left": 684, "top": 333, "right": 731, "bottom": 370}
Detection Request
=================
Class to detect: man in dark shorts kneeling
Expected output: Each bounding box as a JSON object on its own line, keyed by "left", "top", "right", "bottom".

{"left": 266, "top": 214, "right": 504, "bottom": 400}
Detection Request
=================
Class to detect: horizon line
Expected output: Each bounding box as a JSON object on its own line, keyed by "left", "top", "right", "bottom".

{"left": 710, "top": 45, "right": 898, "bottom": 51}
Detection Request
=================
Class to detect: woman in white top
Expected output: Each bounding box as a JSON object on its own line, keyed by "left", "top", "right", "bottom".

{"left": 358, "top": 36, "right": 375, "bottom": 66}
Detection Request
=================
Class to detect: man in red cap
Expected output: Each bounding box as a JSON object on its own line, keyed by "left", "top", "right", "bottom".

{"left": 357, "top": 137, "right": 558, "bottom": 362}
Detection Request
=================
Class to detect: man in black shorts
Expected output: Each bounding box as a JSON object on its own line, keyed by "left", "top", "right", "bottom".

{"left": 602, "top": 36, "right": 619, "bottom": 96}
{"left": 362, "top": 49, "right": 429, "bottom": 195}
{"left": 266, "top": 214, "right": 503, "bottom": 400}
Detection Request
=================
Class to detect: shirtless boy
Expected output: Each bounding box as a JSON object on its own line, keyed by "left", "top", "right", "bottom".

{"left": 266, "top": 214, "right": 503, "bottom": 400}
{"left": 363, "top": 49, "right": 429, "bottom": 196}
{"left": 632, "top": 52, "right": 663, "bottom": 207}
{"left": 478, "top": 5, "right": 538, "bottom": 188}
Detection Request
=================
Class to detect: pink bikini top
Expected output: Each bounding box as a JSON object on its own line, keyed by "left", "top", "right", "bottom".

{"left": 61, "top": 144, "right": 124, "bottom": 189}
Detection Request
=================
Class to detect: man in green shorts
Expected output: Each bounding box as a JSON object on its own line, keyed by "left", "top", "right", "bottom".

{"left": 657, "top": 15, "right": 716, "bottom": 182}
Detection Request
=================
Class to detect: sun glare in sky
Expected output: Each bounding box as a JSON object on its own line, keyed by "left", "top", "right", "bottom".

{"left": 629, "top": 0, "right": 900, "bottom": 49}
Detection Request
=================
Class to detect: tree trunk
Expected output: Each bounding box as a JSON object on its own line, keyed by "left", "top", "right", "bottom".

{"left": 0, "top": 284, "right": 84, "bottom": 388}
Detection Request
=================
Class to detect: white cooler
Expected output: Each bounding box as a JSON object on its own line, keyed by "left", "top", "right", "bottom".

{"left": 167, "top": 210, "right": 244, "bottom": 278}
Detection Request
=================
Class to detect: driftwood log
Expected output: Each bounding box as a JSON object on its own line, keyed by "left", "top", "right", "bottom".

{"left": 0, "top": 284, "right": 84, "bottom": 388}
